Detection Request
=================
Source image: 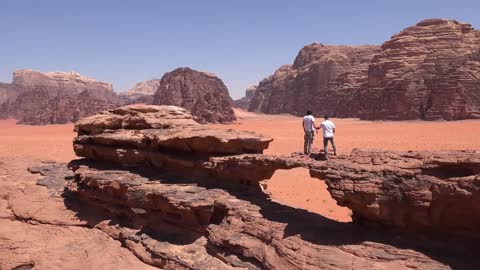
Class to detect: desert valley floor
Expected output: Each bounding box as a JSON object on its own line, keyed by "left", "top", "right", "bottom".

{"left": 2, "top": 109, "right": 480, "bottom": 222}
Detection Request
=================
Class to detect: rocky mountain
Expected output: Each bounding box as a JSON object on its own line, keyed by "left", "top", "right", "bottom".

{"left": 12, "top": 69, "right": 118, "bottom": 102}
{"left": 234, "top": 85, "right": 257, "bottom": 109}
{"left": 248, "top": 18, "right": 480, "bottom": 120}
{"left": 119, "top": 78, "right": 160, "bottom": 104}
{"left": 0, "top": 70, "right": 119, "bottom": 124}
{"left": 152, "top": 67, "right": 236, "bottom": 123}
{"left": 361, "top": 18, "right": 480, "bottom": 120}
{"left": 249, "top": 44, "right": 381, "bottom": 116}
{"left": 0, "top": 83, "right": 24, "bottom": 105}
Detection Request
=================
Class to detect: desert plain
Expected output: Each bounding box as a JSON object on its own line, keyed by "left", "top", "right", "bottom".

{"left": 2, "top": 109, "right": 479, "bottom": 222}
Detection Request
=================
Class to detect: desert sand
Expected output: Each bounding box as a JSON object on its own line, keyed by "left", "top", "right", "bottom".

{"left": 1, "top": 111, "right": 480, "bottom": 222}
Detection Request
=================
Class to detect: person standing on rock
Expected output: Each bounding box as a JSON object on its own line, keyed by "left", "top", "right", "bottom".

{"left": 302, "top": 110, "right": 318, "bottom": 155}
{"left": 319, "top": 114, "right": 336, "bottom": 159}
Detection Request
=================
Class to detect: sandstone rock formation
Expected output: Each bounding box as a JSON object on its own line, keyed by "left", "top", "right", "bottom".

{"left": 0, "top": 82, "right": 25, "bottom": 105}
{"left": 44, "top": 104, "right": 479, "bottom": 269}
{"left": 249, "top": 44, "right": 381, "bottom": 116}
{"left": 249, "top": 18, "right": 480, "bottom": 120}
{"left": 153, "top": 67, "right": 236, "bottom": 123}
{"left": 0, "top": 69, "right": 120, "bottom": 124}
{"left": 233, "top": 85, "right": 257, "bottom": 110}
{"left": 361, "top": 18, "right": 480, "bottom": 120}
{"left": 120, "top": 79, "right": 160, "bottom": 104}
{"left": 12, "top": 69, "right": 117, "bottom": 102}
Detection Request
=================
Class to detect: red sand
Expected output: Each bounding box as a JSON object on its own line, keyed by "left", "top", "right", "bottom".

{"left": 2, "top": 113, "right": 480, "bottom": 222}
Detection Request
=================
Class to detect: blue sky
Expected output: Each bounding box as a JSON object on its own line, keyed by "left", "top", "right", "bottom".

{"left": 1, "top": 0, "right": 479, "bottom": 99}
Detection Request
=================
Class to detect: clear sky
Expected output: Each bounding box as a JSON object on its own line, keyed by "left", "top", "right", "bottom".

{"left": 1, "top": 0, "right": 479, "bottom": 99}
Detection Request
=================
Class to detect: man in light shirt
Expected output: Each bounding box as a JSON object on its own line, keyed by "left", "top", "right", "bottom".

{"left": 302, "top": 110, "right": 318, "bottom": 155}
{"left": 319, "top": 114, "right": 336, "bottom": 158}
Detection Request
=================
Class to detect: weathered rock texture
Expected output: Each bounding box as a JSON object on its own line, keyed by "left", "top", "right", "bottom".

{"left": 249, "top": 44, "right": 381, "bottom": 116}
{"left": 153, "top": 67, "right": 236, "bottom": 123}
{"left": 0, "top": 69, "right": 120, "bottom": 124}
{"left": 0, "top": 157, "right": 157, "bottom": 270}
{"left": 314, "top": 149, "right": 480, "bottom": 236}
{"left": 249, "top": 18, "right": 480, "bottom": 120}
{"left": 120, "top": 79, "right": 161, "bottom": 104}
{"left": 233, "top": 85, "right": 257, "bottom": 110}
{"left": 361, "top": 18, "right": 480, "bottom": 120}
{"left": 58, "top": 105, "right": 480, "bottom": 269}
{"left": 12, "top": 69, "right": 117, "bottom": 102}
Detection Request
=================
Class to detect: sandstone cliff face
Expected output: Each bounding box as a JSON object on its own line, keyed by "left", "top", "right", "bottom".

{"left": 361, "top": 18, "right": 480, "bottom": 120}
{"left": 233, "top": 85, "right": 257, "bottom": 110}
{"left": 12, "top": 69, "right": 117, "bottom": 102}
{"left": 249, "top": 18, "right": 480, "bottom": 120}
{"left": 0, "top": 83, "right": 24, "bottom": 105}
{"left": 120, "top": 79, "right": 160, "bottom": 104}
{"left": 0, "top": 70, "right": 120, "bottom": 124}
{"left": 249, "top": 44, "right": 381, "bottom": 116}
{"left": 0, "top": 88, "right": 117, "bottom": 125}
{"left": 153, "top": 67, "right": 236, "bottom": 123}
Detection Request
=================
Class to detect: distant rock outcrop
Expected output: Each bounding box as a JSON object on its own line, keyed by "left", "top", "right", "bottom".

{"left": 249, "top": 44, "right": 381, "bottom": 116}
{"left": 12, "top": 69, "right": 117, "bottom": 102}
{"left": 234, "top": 85, "right": 257, "bottom": 110}
{"left": 249, "top": 18, "right": 480, "bottom": 120}
{"left": 152, "top": 67, "right": 236, "bottom": 123}
{"left": 361, "top": 18, "right": 480, "bottom": 120}
{"left": 119, "top": 79, "right": 160, "bottom": 104}
{"left": 0, "top": 70, "right": 119, "bottom": 124}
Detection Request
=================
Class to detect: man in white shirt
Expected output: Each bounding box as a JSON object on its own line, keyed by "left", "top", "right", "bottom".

{"left": 302, "top": 110, "right": 318, "bottom": 155}
{"left": 319, "top": 114, "right": 336, "bottom": 158}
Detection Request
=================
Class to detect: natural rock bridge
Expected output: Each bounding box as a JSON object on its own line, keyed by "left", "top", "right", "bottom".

{"left": 28, "top": 105, "right": 480, "bottom": 269}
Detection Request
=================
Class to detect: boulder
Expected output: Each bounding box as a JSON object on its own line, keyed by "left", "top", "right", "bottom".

{"left": 153, "top": 67, "right": 236, "bottom": 123}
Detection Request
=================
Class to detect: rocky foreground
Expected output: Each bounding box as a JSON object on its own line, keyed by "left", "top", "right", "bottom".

{"left": 248, "top": 18, "right": 480, "bottom": 120}
{"left": 1, "top": 104, "right": 479, "bottom": 269}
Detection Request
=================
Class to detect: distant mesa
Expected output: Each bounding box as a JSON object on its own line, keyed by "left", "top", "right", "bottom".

{"left": 0, "top": 69, "right": 119, "bottom": 125}
{"left": 152, "top": 67, "right": 237, "bottom": 123}
{"left": 245, "top": 18, "right": 480, "bottom": 121}
{"left": 119, "top": 78, "right": 160, "bottom": 104}
{"left": 234, "top": 85, "right": 257, "bottom": 110}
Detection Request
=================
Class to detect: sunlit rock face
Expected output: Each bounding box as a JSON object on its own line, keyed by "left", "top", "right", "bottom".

{"left": 0, "top": 69, "right": 120, "bottom": 124}
{"left": 152, "top": 67, "right": 236, "bottom": 123}
{"left": 250, "top": 18, "right": 480, "bottom": 121}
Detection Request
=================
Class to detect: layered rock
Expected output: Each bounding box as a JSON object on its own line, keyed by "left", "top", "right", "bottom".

{"left": 0, "top": 82, "right": 25, "bottom": 105}
{"left": 120, "top": 79, "right": 160, "bottom": 104}
{"left": 249, "top": 18, "right": 480, "bottom": 120}
{"left": 65, "top": 161, "right": 476, "bottom": 270}
{"left": 0, "top": 69, "right": 120, "bottom": 124}
{"left": 233, "top": 85, "right": 257, "bottom": 110}
{"left": 361, "top": 18, "right": 480, "bottom": 120}
{"left": 249, "top": 44, "right": 381, "bottom": 116}
{"left": 60, "top": 105, "right": 480, "bottom": 269}
{"left": 0, "top": 88, "right": 117, "bottom": 124}
{"left": 12, "top": 69, "right": 117, "bottom": 102}
{"left": 153, "top": 67, "right": 236, "bottom": 123}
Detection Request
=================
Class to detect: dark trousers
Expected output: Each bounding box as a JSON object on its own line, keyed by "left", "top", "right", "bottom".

{"left": 323, "top": 137, "right": 336, "bottom": 154}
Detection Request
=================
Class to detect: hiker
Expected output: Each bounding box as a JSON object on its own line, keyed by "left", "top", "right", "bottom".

{"left": 318, "top": 114, "right": 336, "bottom": 158}
{"left": 302, "top": 110, "right": 318, "bottom": 155}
